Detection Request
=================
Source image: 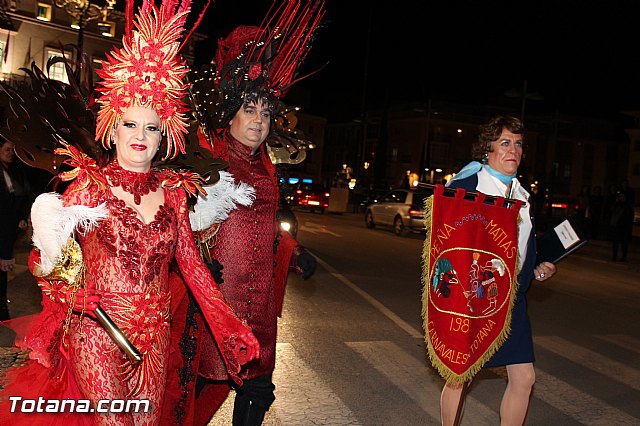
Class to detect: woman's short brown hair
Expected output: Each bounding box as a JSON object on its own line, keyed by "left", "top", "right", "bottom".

{"left": 473, "top": 115, "right": 525, "bottom": 162}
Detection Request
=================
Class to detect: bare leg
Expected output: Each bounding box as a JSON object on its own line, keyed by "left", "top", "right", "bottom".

{"left": 440, "top": 382, "right": 465, "bottom": 426}
{"left": 500, "top": 363, "right": 535, "bottom": 426}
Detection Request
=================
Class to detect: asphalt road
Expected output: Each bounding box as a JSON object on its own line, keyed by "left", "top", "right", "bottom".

{"left": 2, "top": 212, "right": 639, "bottom": 425}
{"left": 262, "top": 210, "right": 640, "bottom": 425}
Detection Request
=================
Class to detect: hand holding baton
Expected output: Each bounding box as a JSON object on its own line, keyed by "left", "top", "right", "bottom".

{"left": 94, "top": 305, "right": 143, "bottom": 365}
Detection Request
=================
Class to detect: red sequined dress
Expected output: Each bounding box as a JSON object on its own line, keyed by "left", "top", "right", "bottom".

{"left": 0, "top": 155, "right": 253, "bottom": 426}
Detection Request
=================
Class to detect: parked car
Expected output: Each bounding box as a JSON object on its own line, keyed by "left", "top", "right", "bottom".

{"left": 356, "top": 188, "right": 389, "bottom": 213}
{"left": 288, "top": 182, "right": 330, "bottom": 214}
{"left": 364, "top": 189, "right": 429, "bottom": 236}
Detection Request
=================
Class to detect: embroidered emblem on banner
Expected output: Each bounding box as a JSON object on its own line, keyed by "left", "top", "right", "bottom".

{"left": 421, "top": 185, "right": 522, "bottom": 384}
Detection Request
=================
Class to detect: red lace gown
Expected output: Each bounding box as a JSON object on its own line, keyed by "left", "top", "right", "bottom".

{"left": 0, "top": 164, "right": 251, "bottom": 426}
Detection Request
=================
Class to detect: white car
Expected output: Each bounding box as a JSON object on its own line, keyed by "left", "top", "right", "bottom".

{"left": 364, "top": 189, "right": 429, "bottom": 236}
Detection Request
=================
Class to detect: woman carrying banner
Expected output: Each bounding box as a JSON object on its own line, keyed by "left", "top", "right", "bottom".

{"left": 440, "top": 115, "right": 556, "bottom": 426}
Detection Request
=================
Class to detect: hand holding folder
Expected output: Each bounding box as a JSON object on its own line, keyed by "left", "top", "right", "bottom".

{"left": 536, "top": 217, "right": 588, "bottom": 264}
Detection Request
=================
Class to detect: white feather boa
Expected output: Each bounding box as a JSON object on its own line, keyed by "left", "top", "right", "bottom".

{"left": 31, "top": 192, "right": 109, "bottom": 276}
{"left": 190, "top": 171, "right": 255, "bottom": 232}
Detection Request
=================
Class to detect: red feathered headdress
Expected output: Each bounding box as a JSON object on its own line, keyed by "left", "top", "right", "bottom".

{"left": 95, "top": 0, "right": 211, "bottom": 160}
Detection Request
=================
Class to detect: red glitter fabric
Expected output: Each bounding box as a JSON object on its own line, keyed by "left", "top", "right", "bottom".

{"left": 199, "top": 132, "right": 284, "bottom": 380}
{"left": 161, "top": 132, "right": 300, "bottom": 425}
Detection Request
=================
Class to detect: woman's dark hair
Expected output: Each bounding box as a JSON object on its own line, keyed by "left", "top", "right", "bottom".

{"left": 473, "top": 115, "right": 525, "bottom": 162}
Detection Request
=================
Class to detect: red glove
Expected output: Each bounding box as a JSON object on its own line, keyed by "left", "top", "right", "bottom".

{"left": 66, "top": 286, "right": 101, "bottom": 319}
{"left": 233, "top": 329, "right": 260, "bottom": 366}
{"left": 45, "top": 281, "right": 101, "bottom": 319}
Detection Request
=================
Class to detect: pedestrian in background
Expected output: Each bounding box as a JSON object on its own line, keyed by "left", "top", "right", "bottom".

{"left": 610, "top": 190, "right": 634, "bottom": 262}
{"left": 603, "top": 184, "right": 619, "bottom": 239}
{"left": 620, "top": 179, "right": 636, "bottom": 207}
{"left": 0, "top": 139, "right": 32, "bottom": 320}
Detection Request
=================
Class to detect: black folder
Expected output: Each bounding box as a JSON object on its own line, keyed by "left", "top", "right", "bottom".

{"left": 536, "top": 216, "right": 588, "bottom": 264}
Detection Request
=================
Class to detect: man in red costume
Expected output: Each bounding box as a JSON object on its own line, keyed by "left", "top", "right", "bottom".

{"left": 196, "top": 94, "right": 316, "bottom": 426}
{"left": 162, "top": 2, "right": 324, "bottom": 425}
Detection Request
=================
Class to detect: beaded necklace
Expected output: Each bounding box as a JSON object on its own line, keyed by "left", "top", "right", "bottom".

{"left": 104, "top": 159, "right": 160, "bottom": 205}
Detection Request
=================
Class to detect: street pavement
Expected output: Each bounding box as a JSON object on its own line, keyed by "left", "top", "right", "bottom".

{"left": 0, "top": 218, "right": 638, "bottom": 424}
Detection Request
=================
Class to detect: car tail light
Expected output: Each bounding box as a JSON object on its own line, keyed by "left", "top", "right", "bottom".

{"left": 409, "top": 206, "right": 422, "bottom": 215}
{"left": 324, "top": 192, "right": 330, "bottom": 197}
{"left": 551, "top": 203, "right": 567, "bottom": 209}
{"left": 296, "top": 190, "right": 302, "bottom": 194}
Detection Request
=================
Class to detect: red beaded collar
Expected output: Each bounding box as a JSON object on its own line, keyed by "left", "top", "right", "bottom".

{"left": 103, "top": 160, "right": 160, "bottom": 205}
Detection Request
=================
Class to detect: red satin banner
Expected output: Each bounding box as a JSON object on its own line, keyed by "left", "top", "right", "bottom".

{"left": 422, "top": 185, "right": 522, "bottom": 384}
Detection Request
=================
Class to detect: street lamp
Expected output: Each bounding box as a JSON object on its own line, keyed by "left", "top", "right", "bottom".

{"left": 54, "top": 0, "right": 116, "bottom": 58}
{"left": 353, "top": 115, "right": 378, "bottom": 182}
{"left": 414, "top": 99, "right": 432, "bottom": 183}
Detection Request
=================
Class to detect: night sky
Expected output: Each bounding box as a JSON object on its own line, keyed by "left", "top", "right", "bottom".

{"left": 199, "top": 0, "right": 640, "bottom": 122}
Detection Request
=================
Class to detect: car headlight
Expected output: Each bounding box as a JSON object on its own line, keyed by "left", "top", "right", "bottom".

{"left": 280, "top": 221, "right": 291, "bottom": 232}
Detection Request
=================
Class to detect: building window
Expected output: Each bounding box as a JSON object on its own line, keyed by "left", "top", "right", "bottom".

{"left": 45, "top": 48, "right": 70, "bottom": 84}
{"left": 36, "top": 3, "right": 52, "bottom": 21}
{"left": 92, "top": 58, "right": 103, "bottom": 83}
{"left": 97, "top": 21, "right": 115, "bottom": 37}
{"left": 0, "top": 39, "right": 5, "bottom": 71}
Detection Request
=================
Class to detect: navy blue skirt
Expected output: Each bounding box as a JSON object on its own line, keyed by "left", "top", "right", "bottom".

{"left": 484, "top": 291, "right": 534, "bottom": 368}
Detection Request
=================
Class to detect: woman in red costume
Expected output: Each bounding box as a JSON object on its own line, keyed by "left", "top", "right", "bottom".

{"left": 0, "top": 1, "right": 259, "bottom": 425}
